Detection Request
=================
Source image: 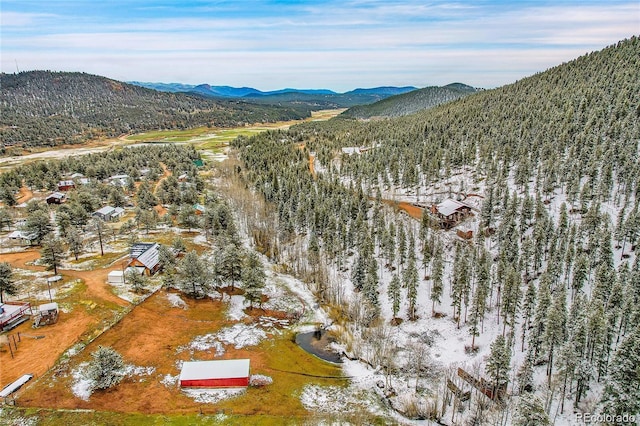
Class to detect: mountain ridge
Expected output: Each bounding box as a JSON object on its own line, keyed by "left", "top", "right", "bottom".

{"left": 0, "top": 71, "right": 311, "bottom": 150}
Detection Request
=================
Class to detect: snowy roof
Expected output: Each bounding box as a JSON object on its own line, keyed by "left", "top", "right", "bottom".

{"left": 70, "top": 173, "right": 84, "bottom": 178}
{"left": 109, "top": 174, "right": 129, "bottom": 180}
{"left": 58, "top": 180, "right": 75, "bottom": 187}
{"left": 38, "top": 302, "right": 58, "bottom": 312}
{"left": 0, "top": 374, "right": 33, "bottom": 398}
{"left": 179, "top": 359, "right": 250, "bottom": 381}
{"left": 436, "top": 199, "right": 471, "bottom": 217}
{"left": 95, "top": 206, "right": 116, "bottom": 216}
{"left": 7, "top": 230, "right": 37, "bottom": 240}
{"left": 46, "top": 192, "right": 66, "bottom": 200}
{"left": 130, "top": 243, "right": 159, "bottom": 270}
{"left": 108, "top": 270, "right": 124, "bottom": 278}
{"left": 113, "top": 207, "right": 125, "bottom": 215}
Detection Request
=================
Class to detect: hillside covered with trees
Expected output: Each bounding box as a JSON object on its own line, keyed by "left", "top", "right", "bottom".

{"left": 340, "top": 83, "right": 478, "bottom": 119}
{"left": 0, "top": 71, "right": 310, "bottom": 150}
{"left": 230, "top": 37, "right": 640, "bottom": 422}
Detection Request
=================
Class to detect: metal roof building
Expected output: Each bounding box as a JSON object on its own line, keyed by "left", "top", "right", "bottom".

{"left": 179, "top": 359, "right": 250, "bottom": 388}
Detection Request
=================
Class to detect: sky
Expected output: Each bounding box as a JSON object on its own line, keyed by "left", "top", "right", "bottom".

{"left": 1, "top": 0, "right": 638, "bottom": 92}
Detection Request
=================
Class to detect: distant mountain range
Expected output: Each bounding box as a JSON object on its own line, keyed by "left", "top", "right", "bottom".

{"left": 129, "top": 82, "right": 419, "bottom": 108}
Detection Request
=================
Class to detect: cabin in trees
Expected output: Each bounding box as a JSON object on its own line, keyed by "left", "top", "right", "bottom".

{"left": 179, "top": 359, "right": 250, "bottom": 388}
{"left": 193, "top": 204, "right": 206, "bottom": 215}
{"left": 57, "top": 180, "right": 75, "bottom": 191}
{"left": 430, "top": 199, "right": 473, "bottom": 229}
{"left": 108, "top": 174, "right": 130, "bottom": 187}
{"left": 127, "top": 242, "right": 161, "bottom": 275}
{"left": 71, "top": 173, "right": 90, "bottom": 185}
{"left": 45, "top": 192, "right": 66, "bottom": 204}
{"left": 93, "top": 206, "right": 125, "bottom": 221}
{"left": 7, "top": 230, "right": 38, "bottom": 246}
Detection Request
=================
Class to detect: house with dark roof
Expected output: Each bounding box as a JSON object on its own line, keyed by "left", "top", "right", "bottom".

{"left": 45, "top": 192, "right": 66, "bottom": 204}
{"left": 127, "top": 243, "right": 161, "bottom": 275}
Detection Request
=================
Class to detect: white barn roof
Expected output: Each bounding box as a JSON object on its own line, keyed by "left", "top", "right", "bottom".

{"left": 179, "top": 359, "right": 250, "bottom": 381}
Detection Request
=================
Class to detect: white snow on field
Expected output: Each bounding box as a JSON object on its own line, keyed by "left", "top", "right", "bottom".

{"left": 300, "top": 384, "right": 377, "bottom": 415}
{"left": 166, "top": 292, "right": 188, "bottom": 309}
{"left": 249, "top": 374, "right": 273, "bottom": 387}
{"left": 182, "top": 334, "right": 226, "bottom": 356}
{"left": 226, "top": 295, "right": 247, "bottom": 320}
{"left": 216, "top": 323, "right": 267, "bottom": 349}
{"left": 125, "top": 365, "right": 156, "bottom": 378}
{"left": 182, "top": 388, "right": 245, "bottom": 404}
{"left": 71, "top": 362, "right": 92, "bottom": 401}
{"left": 160, "top": 374, "right": 178, "bottom": 388}
{"left": 181, "top": 323, "right": 267, "bottom": 354}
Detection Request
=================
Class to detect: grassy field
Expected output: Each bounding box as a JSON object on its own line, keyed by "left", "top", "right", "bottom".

{"left": 125, "top": 109, "right": 345, "bottom": 153}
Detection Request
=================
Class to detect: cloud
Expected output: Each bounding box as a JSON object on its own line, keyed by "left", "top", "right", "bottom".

{"left": 1, "top": 0, "right": 638, "bottom": 90}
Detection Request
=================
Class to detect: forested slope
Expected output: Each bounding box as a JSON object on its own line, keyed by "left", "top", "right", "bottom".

{"left": 340, "top": 83, "right": 477, "bottom": 119}
{"left": 231, "top": 37, "right": 640, "bottom": 421}
{"left": 0, "top": 71, "right": 309, "bottom": 149}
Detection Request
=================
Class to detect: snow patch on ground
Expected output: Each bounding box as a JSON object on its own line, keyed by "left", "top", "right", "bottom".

{"left": 166, "top": 292, "right": 188, "bottom": 309}
{"left": 125, "top": 364, "right": 156, "bottom": 378}
{"left": 161, "top": 374, "right": 178, "bottom": 388}
{"left": 226, "top": 295, "right": 247, "bottom": 320}
{"left": 71, "top": 362, "right": 92, "bottom": 401}
{"left": 249, "top": 374, "right": 273, "bottom": 387}
{"left": 300, "top": 384, "right": 376, "bottom": 414}
{"left": 182, "top": 334, "right": 226, "bottom": 356}
{"left": 182, "top": 388, "right": 245, "bottom": 404}
{"left": 216, "top": 323, "right": 267, "bottom": 349}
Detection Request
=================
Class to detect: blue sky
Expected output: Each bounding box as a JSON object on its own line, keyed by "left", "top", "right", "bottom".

{"left": 1, "top": 1, "right": 638, "bottom": 91}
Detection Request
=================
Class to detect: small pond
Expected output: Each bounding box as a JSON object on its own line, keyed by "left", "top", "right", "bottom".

{"left": 295, "top": 329, "right": 343, "bottom": 364}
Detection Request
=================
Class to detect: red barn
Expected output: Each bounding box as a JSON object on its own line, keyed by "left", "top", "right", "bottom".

{"left": 179, "top": 359, "right": 250, "bottom": 388}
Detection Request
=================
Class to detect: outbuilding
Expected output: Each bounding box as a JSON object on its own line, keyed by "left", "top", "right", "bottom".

{"left": 179, "top": 359, "right": 250, "bottom": 388}
{"left": 107, "top": 270, "right": 125, "bottom": 285}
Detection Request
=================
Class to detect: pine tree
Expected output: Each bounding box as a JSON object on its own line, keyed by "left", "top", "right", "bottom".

{"left": 512, "top": 393, "right": 551, "bottom": 426}
{"left": 430, "top": 244, "right": 444, "bottom": 316}
{"left": 403, "top": 248, "right": 419, "bottom": 320}
{"left": 521, "top": 281, "right": 536, "bottom": 351}
{"left": 486, "top": 334, "right": 511, "bottom": 400}
{"left": 178, "top": 250, "right": 210, "bottom": 298}
{"left": 86, "top": 346, "right": 125, "bottom": 390}
{"left": 66, "top": 227, "right": 84, "bottom": 261}
{"left": 600, "top": 326, "right": 640, "bottom": 416}
{"left": 388, "top": 273, "right": 401, "bottom": 321}
{"left": 500, "top": 264, "right": 521, "bottom": 337}
{"left": 0, "top": 262, "right": 17, "bottom": 303}
{"left": 544, "top": 285, "right": 567, "bottom": 383}
{"left": 125, "top": 269, "right": 147, "bottom": 293}
{"left": 40, "top": 235, "right": 65, "bottom": 275}
{"left": 242, "top": 251, "right": 266, "bottom": 309}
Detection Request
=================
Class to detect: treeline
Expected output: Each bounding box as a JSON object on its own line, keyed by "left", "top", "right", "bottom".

{"left": 0, "top": 71, "right": 310, "bottom": 149}
{"left": 231, "top": 37, "right": 640, "bottom": 417}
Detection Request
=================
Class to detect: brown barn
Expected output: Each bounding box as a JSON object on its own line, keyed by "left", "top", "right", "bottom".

{"left": 57, "top": 180, "right": 76, "bottom": 191}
